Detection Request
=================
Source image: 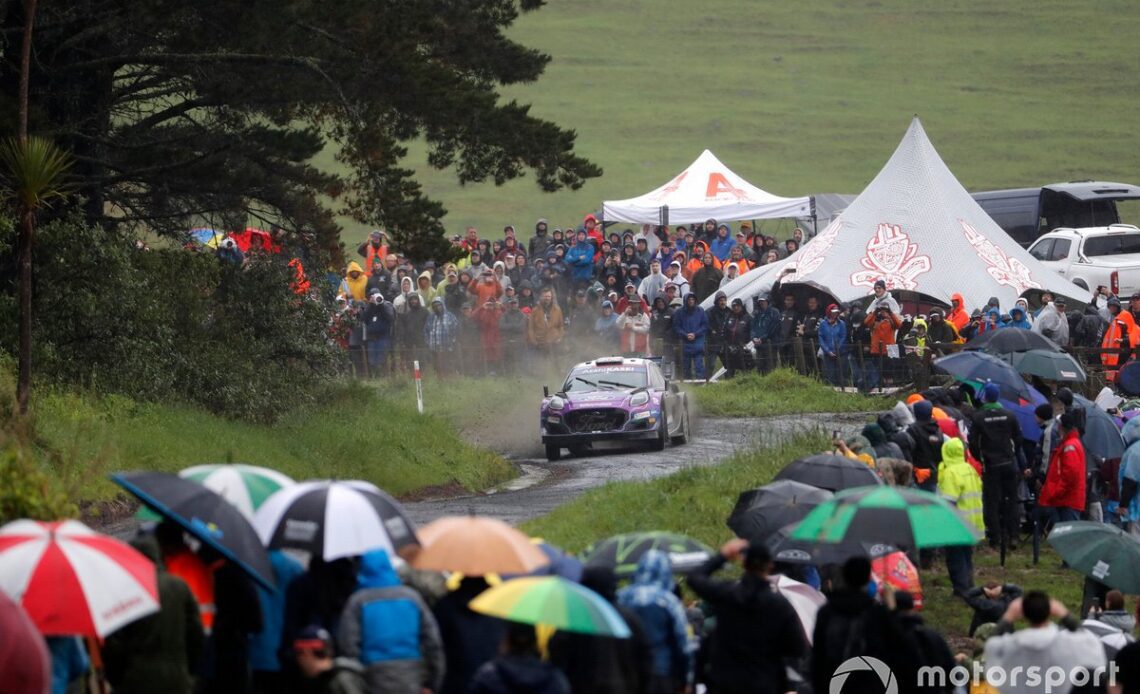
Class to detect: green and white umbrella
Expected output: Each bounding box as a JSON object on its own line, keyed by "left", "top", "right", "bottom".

{"left": 1048, "top": 521, "right": 1140, "bottom": 594}
{"left": 791, "top": 486, "right": 982, "bottom": 550}
{"left": 178, "top": 464, "right": 295, "bottom": 519}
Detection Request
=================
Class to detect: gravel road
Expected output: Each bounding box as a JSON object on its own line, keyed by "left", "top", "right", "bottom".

{"left": 404, "top": 412, "right": 871, "bottom": 526}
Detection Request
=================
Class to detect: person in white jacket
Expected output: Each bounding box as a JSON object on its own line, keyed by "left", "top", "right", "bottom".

{"left": 1033, "top": 297, "right": 1070, "bottom": 346}
{"left": 615, "top": 303, "right": 652, "bottom": 355}
{"left": 639, "top": 260, "right": 668, "bottom": 307}
{"left": 983, "top": 591, "right": 1106, "bottom": 694}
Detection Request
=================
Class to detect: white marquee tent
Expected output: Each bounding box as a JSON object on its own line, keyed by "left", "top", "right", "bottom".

{"left": 602, "top": 150, "right": 812, "bottom": 226}
{"left": 775, "top": 117, "right": 1090, "bottom": 309}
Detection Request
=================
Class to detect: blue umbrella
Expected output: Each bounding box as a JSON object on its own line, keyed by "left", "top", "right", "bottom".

{"left": 1074, "top": 394, "right": 1126, "bottom": 463}
{"left": 998, "top": 386, "right": 1048, "bottom": 443}
{"left": 934, "top": 351, "right": 1033, "bottom": 402}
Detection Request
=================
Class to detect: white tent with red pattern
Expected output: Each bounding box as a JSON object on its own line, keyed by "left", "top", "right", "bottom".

{"left": 780, "top": 117, "right": 1090, "bottom": 310}
{"left": 602, "top": 149, "right": 812, "bottom": 225}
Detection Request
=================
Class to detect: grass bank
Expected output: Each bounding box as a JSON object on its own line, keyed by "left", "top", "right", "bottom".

{"left": 525, "top": 431, "right": 1083, "bottom": 641}
{"left": 28, "top": 381, "right": 514, "bottom": 513}
{"left": 691, "top": 369, "right": 893, "bottom": 418}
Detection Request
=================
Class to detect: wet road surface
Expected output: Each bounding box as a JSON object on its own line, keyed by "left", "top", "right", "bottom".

{"left": 404, "top": 412, "right": 872, "bottom": 526}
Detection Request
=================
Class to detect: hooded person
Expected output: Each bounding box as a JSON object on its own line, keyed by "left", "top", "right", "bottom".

{"left": 947, "top": 292, "right": 970, "bottom": 330}
{"left": 673, "top": 293, "right": 710, "bottom": 379}
{"left": 469, "top": 623, "right": 570, "bottom": 694}
{"left": 1033, "top": 297, "right": 1070, "bottom": 345}
{"left": 395, "top": 292, "right": 428, "bottom": 366}
{"left": 939, "top": 437, "right": 985, "bottom": 593}
{"left": 415, "top": 270, "right": 439, "bottom": 306}
{"left": 720, "top": 262, "right": 741, "bottom": 287}
{"left": 709, "top": 223, "right": 736, "bottom": 262}
{"left": 528, "top": 218, "right": 552, "bottom": 258}
{"left": 337, "top": 550, "right": 444, "bottom": 694}
{"left": 339, "top": 261, "right": 369, "bottom": 301}
{"left": 392, "top": 275, "right": 416, "bottom": 313}
{"left": 1014, "top": 298, "right": 1034, "bottom": 325}
{"left": 1006, "top": 305, "right": 1033, "bottom": 330}
{"left": 906, "top": 399, "right": 943, "bottom": 492}
{"left": 565, "top": 229, "right": 596, "bottom": 286}
{"left": 690, "top": 251, "right": 723, "bottom": 303}
{"left": 491, "top": 260, "right": 512, "bottom": 292}
{"left": 616, "top": 551, "right": 693, "bottom": 693}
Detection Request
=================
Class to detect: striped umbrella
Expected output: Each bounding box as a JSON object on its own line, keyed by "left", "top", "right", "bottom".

{"left": 180, "top": 464, "right": 295, "bottom": 519}
{"left": 0, "top": 520, "right": 159, "bottom": 637}
{"left": 470, "top": 576, "right": 631, "bottom": 638}
{"left": 791, "top": 486, "right": 982, "bottom": 549}
{"left": 253, "top": 480, "right": 418, "bottom": 561}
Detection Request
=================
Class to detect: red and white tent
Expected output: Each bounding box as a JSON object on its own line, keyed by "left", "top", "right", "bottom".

{"left": 602, "top": 150, "right": 812, "bottom": 225}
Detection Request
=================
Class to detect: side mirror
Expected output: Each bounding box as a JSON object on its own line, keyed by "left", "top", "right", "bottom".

{"left": 543, "top": 385, "right": 550, "bottom": 398}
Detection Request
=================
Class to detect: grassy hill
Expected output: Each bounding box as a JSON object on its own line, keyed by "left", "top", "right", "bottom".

{"left": 321, "top": 0, "right": 1140, "bottom": 243}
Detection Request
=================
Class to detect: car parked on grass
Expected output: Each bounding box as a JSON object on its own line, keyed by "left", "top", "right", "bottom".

{"left": 1027, "top": 224, "right": 1140, "bottom": 296}
{"left": 539, "top": 356, "right": 690, "bottom": 461}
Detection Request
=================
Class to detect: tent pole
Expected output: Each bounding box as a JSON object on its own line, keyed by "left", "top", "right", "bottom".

{"left": 660, "top": 205, "right": 669, "bottom": 229}
{"left": 810, "top": 195, "right": 818, "bottom": 238}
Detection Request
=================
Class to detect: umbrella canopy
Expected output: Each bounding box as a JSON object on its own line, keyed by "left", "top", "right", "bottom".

{"left": 1073, "top": 394, "right": 1127, "bottom": 463}
{"left": 469, "top": 576, "right": 631, "bottom": 638}
{"left": 997, "top": 386, "right": 1049, "bottom": 443}
{"left": 581, "top": 532, "right": 713, "bottom": 577}
{"left": 0, "top": 590, "right": 49, "bottom": 694}
{"left": 532, "top": 542, "right": 584, "bottom": 582}
{"left": 180, "top": 464, "right": 295, "bottom": 519}
{"left": 765, "top": 523, "right": 897, "bottom": 566}
{"left": 1009, "top": 349, "right": 1087, "bottom": 383}
{"left": 727, "top": 481, "right": 833, "bottom": 542}
{"left": 791, "top": 486, "right": 982, "bottom": 549}
{"left": 412, "top": 516, "right": 548, "bottom": 576}
{"left": 933, "top": 351, "right": 1033, "bottom": 401}
{"left": 1047, "top": 521, "right": 1140, "bottom": 593}
{"left": 0, "top": 520, "right": 159, "bottom": 637}
{"left": 963, "top": 328, "right": 1063, "bottom": 354}
{"left": 769, "top": 574, "right": 826, "bottom": 645}
{"left": 189, "top": 227, "right": 226, "bottom": 248}
{"left": 772, "top": 454, "right": 882, "bottom": 493}
{"left": 112, "top": 471, "right": 274, "bottom": 590}
{"left": 254, "top": 480, "right": 418, "bottom": 562}
{"left": 1081, "top": 619, "right": 1136, "bottom": 658}
{"left": 871, "top": 551, "right": 923, "bottom": 608}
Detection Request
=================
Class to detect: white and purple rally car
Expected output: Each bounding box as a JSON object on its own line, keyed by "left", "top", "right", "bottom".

{"left": 540, "top": 356, "right": 690, "bottom": 461}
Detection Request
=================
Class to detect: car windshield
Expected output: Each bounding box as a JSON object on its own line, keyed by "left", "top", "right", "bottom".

{"left": 563, "top": 366, "right": 647, "bottom": 392}
{"left": 1083, "top": 233, "right": 1140, "bottom": 257}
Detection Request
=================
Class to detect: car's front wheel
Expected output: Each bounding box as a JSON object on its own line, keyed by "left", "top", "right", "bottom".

{"left": 545, "top": 444, "right": 561, "bottom": 462}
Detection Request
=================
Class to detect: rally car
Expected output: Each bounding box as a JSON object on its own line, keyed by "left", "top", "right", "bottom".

{"left": 539, "top": 356, "right": 691, "bottom": 461}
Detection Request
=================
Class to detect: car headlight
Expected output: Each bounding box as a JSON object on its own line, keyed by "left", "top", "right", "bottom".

{"left": 631, "top": 410, "right": 654, "bottom": 421}
{"left": 548, "top": 396, "right": 566, "bottom": 411}
{"left": 629, "top": 391, "right": 649, "bottom": 407}
{"left": 546, "top": 414, "right": 561, "bottom": 424}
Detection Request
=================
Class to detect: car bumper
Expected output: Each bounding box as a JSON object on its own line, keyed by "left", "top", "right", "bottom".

{"left": 541, "top": 429, "right": 661, "bottom": 446}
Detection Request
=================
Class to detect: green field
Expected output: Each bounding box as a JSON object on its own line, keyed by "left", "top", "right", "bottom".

{"left": 323, "top": 0, "right": 1140, "bottom": 243}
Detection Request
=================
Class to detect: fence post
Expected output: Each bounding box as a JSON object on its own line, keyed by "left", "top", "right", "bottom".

{"left": 413, "top": 360, "right": 424, "bottom": 414}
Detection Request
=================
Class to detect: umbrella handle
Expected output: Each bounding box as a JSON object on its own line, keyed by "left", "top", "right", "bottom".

{"left": 86, "top": 636, "right": 110, "bottom": 694}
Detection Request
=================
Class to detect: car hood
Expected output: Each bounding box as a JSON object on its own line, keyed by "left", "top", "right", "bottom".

{"left": 563, "top": 391, "right": 642, "bottom": 408}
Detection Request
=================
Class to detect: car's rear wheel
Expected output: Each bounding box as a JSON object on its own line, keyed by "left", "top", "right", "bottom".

{"left": 670, "top": 403, "right": 689, "bottom": 445}
{"left": 650, "top": 411, "right": 667, "bottom": 451}
{"left": 545, "top": 444, "right": 561, "bottom": 462}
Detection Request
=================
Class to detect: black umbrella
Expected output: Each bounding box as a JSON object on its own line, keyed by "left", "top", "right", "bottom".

{"left": 963, "top": 329, "right": 1062, "bottom": 354}
{"left": 933, "top": 351, "right": 1034, "bottom": 401}
{"left": 1073, "top": 394, "right": 1126, "bottom": 463}
{"left": 111, "top": 471, "right": 274, "bottom": 590}
{"left": 727, "top": 481, "right": 833, "bottom": 542}
{"left": 772, "top": 454, "right": 882, "bottom": 492}
{"left": 1009, "top": 349, "right": 1087, "bottom": 382}
{"left": 765, "top": 523, "right": 897, "bottom": 565}
{"left": 581, "top": 532, "right": 713, "bottom": 577}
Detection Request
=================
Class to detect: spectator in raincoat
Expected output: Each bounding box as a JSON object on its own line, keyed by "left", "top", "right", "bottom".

{"left": 1039, "top": 413, "right": 1086, "bottom": 524}
{"left": 639, "top": 260, "right": 669, "bottom": 307}
{"left": 1118, "top": 417, "right": 1140, "bottom": 539}
{"left": 690, "top": 253, "right": 723, "bottom": 303}
{"left": 527, "top": 288, "right": 564, "bottom": 354}
{"left": 1006, "top": 305, "right": 1032, "bottom": 330}
{"left": 818, "top": 304, "right": 847, "bottom": 386}
{"left": 946, "top": 292, "right": 970, "bottom": 331}
{"left": 1101, "top": 297, "right": 1136, "bottom": 382}
{"left": 939, "top": 437, "right": 984, "bottom": 594}
{"left": 616, "top": 551, "right": 693, "bottom": 694}
{"left": 424, "top": 298, "right": 459, "bottom": 377}
{"left": 337, "top": 550, "right": 444, "bottom": 694}
{"left": 1033, "top": 297, "right": 1070, "bottom": 345}
{"left": 673, "top": 293, "right": 710, "bottom": 379}
{"left": 339, "top": 261, "right": 369, "bottom": 302}
{"left": 363, "top": 290, "right": 395, "bottom": 374}
{"left": 472, "top": 300, "right": 504, "bottom": 372}
{"left": 750, "top": 295, "right": 781, "bottom": 374}
{"left": 565, "top": 230, "right": 596, "bottom": 287}
{"left": 709, "top": 223, "right": 735, "bottom": 262}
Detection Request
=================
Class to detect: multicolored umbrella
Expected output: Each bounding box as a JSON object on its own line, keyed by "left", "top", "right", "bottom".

{"left": 254, "top": 480, "right": 418, "bottom": 562}
{"left": 412, "top": 516, "right": 547, "bottom": 576}
{"left": 180, "top": 464, "right": 295, "bottom": 519}
{"left": 470, "top": 576, "right": 631, "bottom": 638}
{"left": 772, "top": 454, "right": 882, "bottom": 493}
{"left": 1048, "top": 521, "right": 1140, "bottom": 593}
{"left": 0, "top": 520, "right": 160, "bottom": 637}
{"left": 581, "top": 531, "right": 713, "bottom": 577}
{"left": 112, "top": 471, "right": 275, "bottom": 590}
{"left": 791, "top": 486, "right": 982, "bottom": 549}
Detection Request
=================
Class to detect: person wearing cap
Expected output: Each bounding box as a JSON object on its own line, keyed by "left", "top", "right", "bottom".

{"left": 1101, "top": 295, "right": 1136, "bottom": 382}
{"left": 1038, "top": 412, "right": 1087, "bottom": 526}
{"left": 970, "top": 382, "right": 1024, "bottom": 550}
{"left": 864, "top": 302, "right": 901, "bottom": 391}
{"left": 664, "top": 260, "right": 690, "bottom": 297}
{"left": 338, "top": 550, "right": 444, "bottom": 694}
{"left": 722, "top": 244, "right": 754, "bottom": 277}
{"left": 356, "top": 230, "right": 388, "bottom": 274}
{"left": 615, "top": 299, "right": 651, "bottom": 356}
{"left": 615, "top": 281, "right": 648, "bottom": 315}
{"left": 817, "top": 303, "right": 847, "bottom": 386}
{"left": 673, "top": 293, "right": 710, "bottom": 379}
{"left": 905, "top": 398, "right": 943, "bottom": 494}
{"left": 868, "top": 279, "right": 901, "bottom": 316}
{"left": 362, "top": 289, "right": 395, "bottom": 375}
{"left": 292, "top": 626, "right": 366, "bottom": 694}
{"left": 748, "top": 294, "right": 780, "bottom": 375}
{"left": 925, "top": 307, "right": 962, "bottom": 354}
{"left": 651, "top": 238, "right": 676, "bottom": 268}
{"left": 1033, "top": 294, "right": 1070, "bottom": 346}
{"left": 687, "top": 539, "right": 806, "bottom": 694}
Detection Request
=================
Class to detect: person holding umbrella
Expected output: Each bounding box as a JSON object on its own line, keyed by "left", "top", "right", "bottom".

{"left": 687, "top": 539, "right": 806, "bottom": 694}
{"left": 969, "top": 383, "right": 1024, "bottom": 550}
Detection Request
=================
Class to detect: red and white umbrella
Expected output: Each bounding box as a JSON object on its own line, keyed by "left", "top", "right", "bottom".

{"left": 0, "top": 520, "right": 160, "bottom": 637}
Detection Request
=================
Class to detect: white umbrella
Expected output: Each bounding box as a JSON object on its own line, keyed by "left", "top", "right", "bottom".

{"left": 180, "top": 464, "right": 295, "bottom": 519}
{"left": 253, "top": 480, "right": 419, "bottom": 561}
{"left": 769, "top": 574, "right": 826, "bottom": 645}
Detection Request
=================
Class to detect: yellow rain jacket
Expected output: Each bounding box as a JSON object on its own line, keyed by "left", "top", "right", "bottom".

{"left": 938, "top": 437, "right": 985, "bottom": 534}
{"left": 340, "top": 261, "right": 368, "bottom": 301}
